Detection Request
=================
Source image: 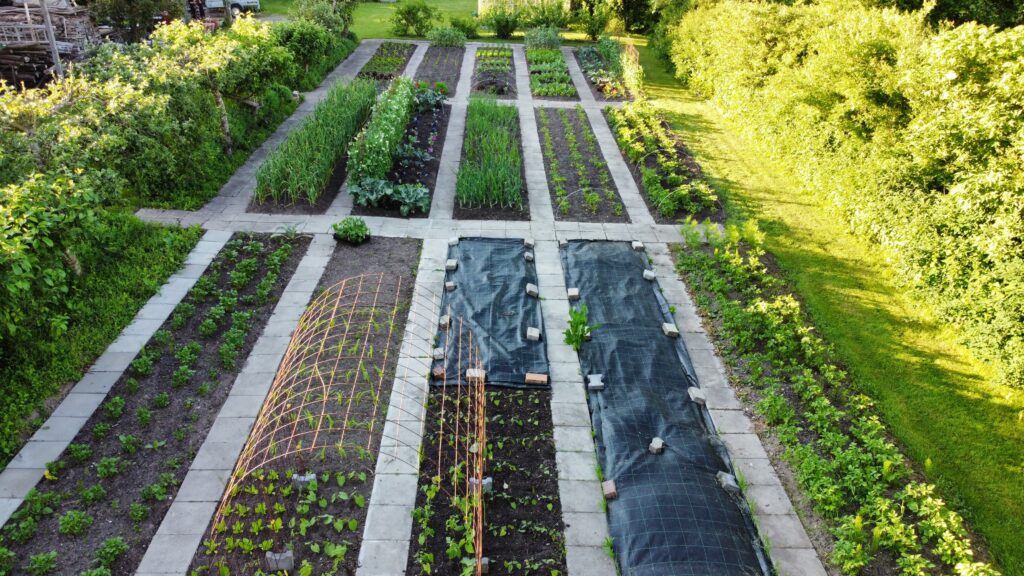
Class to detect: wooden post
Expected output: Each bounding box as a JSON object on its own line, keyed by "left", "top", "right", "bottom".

{"left": 36, "top": 0, "right": 63, "bottom": 78}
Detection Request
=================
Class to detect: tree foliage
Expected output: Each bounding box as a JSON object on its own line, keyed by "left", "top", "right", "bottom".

{"left": 665, "top": 0, "right": 1024, "bottom": 387}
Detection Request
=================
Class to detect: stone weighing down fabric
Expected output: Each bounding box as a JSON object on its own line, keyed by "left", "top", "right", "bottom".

{"left": 561, "top": 240, "right": 769, "bottom": 576}
{"left": 433, "top": 237, "right": 549, "bottom": 387}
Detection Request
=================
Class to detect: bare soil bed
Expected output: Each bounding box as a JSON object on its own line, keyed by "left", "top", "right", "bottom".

{"left": 406, "top": 388, "right": 566, "bottom": 576}
{"left": 414, "top": 46, "right": 465, "bottom": 94}
{"left": 189, "top": 236, "right": 421, "bottom": 576}
{"left": 536, "top": 106, "right": 629, "bottom": 223}
{"left": 0, "top": 233, "right": 310, "bottom": 576}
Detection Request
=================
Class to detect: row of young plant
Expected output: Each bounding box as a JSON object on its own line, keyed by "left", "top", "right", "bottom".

{"left": 576, "top": 36, "right": 642, "bottom": 99}
{"left": 537, "top": 105, "right": 624, "bottom": 219}
{"left": 348, "top": 78, "right": 446, "bottom": 216}
{"left": 254, "top": 79, "right": 377, "bottom": 207}
{"left": 525, "top": 30, "right": 577, "bottom": 99}
{"left": 606, "top": 102, "right": 716, "bottom": 220}
{"left": 455, "top": 97, "right": 524, "bottom": 211}
{"left": 674, "top": 222, "right": 997, "bottom": 576}
{"left": 0, "top": 233, "right": 307, "bottom": 575}
{"left": 409, "top": 389, "right": 566, "bottom": 575}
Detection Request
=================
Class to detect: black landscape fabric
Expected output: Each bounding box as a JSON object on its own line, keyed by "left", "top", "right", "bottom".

{"left": 433, "top": 237, "right": 548, "bottom": 388}
{"left": 561, "top": 240, "right": 769, "bottom": 576}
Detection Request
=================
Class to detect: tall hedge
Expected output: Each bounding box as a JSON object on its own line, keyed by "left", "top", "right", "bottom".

{"left": 665, "top": 1, "right": 1024, "bottom": 387}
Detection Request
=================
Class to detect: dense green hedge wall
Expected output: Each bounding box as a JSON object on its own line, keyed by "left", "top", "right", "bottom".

{"left": 664, "top": 1, "right": 1024, "bottom": 388}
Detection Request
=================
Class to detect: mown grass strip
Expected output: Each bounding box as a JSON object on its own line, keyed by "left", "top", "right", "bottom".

{"left": 456, "top": 97, "right": 523, "bottom": 209}
{"left": 254, "top": 79, "right": 377, "bottom": 206}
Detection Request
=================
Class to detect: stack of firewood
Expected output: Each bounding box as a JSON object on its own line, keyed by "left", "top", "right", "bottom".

{"left": 0, "top": 3, "right": 95, "bottom": 86}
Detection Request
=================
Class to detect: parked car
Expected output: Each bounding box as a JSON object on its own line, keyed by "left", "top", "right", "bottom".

{"left": 203, "top": 0, "right": 261, "bottom": 15}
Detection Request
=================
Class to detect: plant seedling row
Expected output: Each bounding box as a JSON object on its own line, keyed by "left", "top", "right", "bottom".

{"left": 0, "top": 233, "right": 311, "bottom": 575}
{"left": 357, "top": 42, "right": 416, "bottom": 88}
{"left": 189, "top": 237, "right": 421, "bottom": 576}
{"left": 471, "top": 45, "right": 517, "bottom": 100}
{"left": 536, "top": 105, "right": 629, "bottom": 223}
{"left": 407, "top": 388, "right": 567, "bottom": 576}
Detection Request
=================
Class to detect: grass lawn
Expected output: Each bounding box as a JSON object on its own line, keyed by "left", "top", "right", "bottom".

{"left": 631, "top": 43, "right": 1024, "bottom": 574}
{"left": 259, "top": 0, "right": 292, "bottom": 16}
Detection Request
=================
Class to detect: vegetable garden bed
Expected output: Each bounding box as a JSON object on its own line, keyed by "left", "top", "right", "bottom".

{"left": 526, "top": 49, "right": 578, "bottom": 100}
{"left": 572, "top": 39, "right": 641, "bottom": 102}
{"left": 472, "top": 45, "right": 516, "bottom": 99}
{"left": 189, "top": 237, "right": 420, "bottom": 576}
{"left": 413, "top": 45, "right": 465, "bottom": 95}
{"left": 407, "top": 388, "right": 566, "bottom": 576}
{"left": 357, "top": 42, "right": 416, "bottom": 87}
{"left": 536, "top": 105, "right": 628, "bottom": 222}
{"left": 249, "top": 80, "right": 377, "bottom": 215}
{"left": 351, "top": 86, "right": 452, "bottom": 219}
{"left": 454, "top": 98, "right": 529, "bottom": 221}
{"left": 605, "top": 102, "right": 721, "bottom": 224}
{"left": 0, "top": 233, "right": 311, "bottom": 576}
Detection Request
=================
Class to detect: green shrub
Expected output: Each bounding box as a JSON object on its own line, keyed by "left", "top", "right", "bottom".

{"left": 390, "top": 0, "right": 440, "bottom": 36}
{"left": 348, "top": 78, "right": 416, "bottom": 182}
{"left": 448, "top": 15, "right": 479, "bottom": 39}
{"left": 520, "top": 0, "right": 569, "bottom": 28}
{"left": 255, "top": 79, "right": 376, "bottom": 206}
{"left": 525, "top": 26, "right": 561, "bottom": 49}
{"left": 272, "top": 18, "right": 356, "bottom": 90}
{"left": 427, "top": 26, "right": 467, "bottom": 48}
{"left": 289, "top": 0, "right": 355, "bottom": 34}
{"left": 456, "top": 97, "right": 523, "bottom": 209}
{"left": 483, "top": 3, "right": 520, "bottom": 39}
{"left": 665, "top": 1, "right": 1024, "bottom": 387}
{"left": 332, "top": 217, "right": 371, "bottom": 245}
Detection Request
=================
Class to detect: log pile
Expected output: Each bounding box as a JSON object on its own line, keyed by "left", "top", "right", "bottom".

{"left": 0, "top": 3, "right": 96, "bottom": 87}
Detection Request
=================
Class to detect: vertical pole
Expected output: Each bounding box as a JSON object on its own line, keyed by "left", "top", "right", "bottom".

{"left": 183, "top": 0, "right": 191, "bottom": 23}
{"left": 37, "top": 0, "right": 63, "bottom": 78}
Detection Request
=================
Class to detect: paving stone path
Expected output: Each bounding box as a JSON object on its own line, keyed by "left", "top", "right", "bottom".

{"left": 0, "top": 40, "right": 826, "bottom": 576}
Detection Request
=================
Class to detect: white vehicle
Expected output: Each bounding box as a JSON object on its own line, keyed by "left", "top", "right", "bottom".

{"left": 203, "top": 0, "right": 261, "bottom": 15}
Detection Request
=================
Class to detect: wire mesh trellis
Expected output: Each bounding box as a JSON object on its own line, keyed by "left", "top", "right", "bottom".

{"left": 197, "top": 272, "right": 488, "bottom": 574}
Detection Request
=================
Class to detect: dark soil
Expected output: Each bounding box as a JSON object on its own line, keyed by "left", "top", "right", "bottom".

{"left": 602, "top": 109, "right": 724, "bottom": 225}
{"left": 572, "top": 50, "right": 633, "bottom": 102}
{"left": 247, "top": 157, "right": 349, "bottom": 215}
{"left": 407, "top": 388, "right": 567, "bottom": 576}
{"left": 352, "top": 104, "right": 452, "bottom": 219}
{"left": 1, "top": 233, "right": 311, "bottom": 576}
{"left": 536, "top": 106, "right": 629, "bottom": 223}
{"left": 472, "top": 49, "right": 517, "bottom": 100}
{"left": 414, "top": 46, "right": 465, "bottom": 94}
{"left": 189, "top": 236, "right": 421, "bottom": 576}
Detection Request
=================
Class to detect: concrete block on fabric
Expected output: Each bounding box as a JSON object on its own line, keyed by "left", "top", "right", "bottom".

{"left": 526, "top": 283, "right": 539, "bottom": 298}
{"left": 642, "top": 269, "right": 656, "bottom": 281}
{"left": 687, "top": 386, "right": 706, "bottom": 406}
{"left": 662, "top": 322, "right": 680, "bottom": 337}
{"left": 445, "top": 259, "right": 458, "bottom": 271}
{"left": 567, "top": 287, "right": 580, "bottom": 301}
{"left": 602, "top": 479, "right": 618, "bottom": 500}
{"left": 526, "top": 327, "right": 542, "bottom": 341}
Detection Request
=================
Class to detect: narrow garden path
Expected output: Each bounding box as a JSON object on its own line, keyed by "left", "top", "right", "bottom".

{"left": 0, "top": 40, "right": 826, "bottom": 576}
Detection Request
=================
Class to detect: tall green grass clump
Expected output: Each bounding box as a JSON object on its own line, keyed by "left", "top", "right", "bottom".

{"left": 348, "top": 77, "right": 416, "bottom": 183}
{"left": 456, "top": 97, "right": 523, "bottom": 209}
{"left": 255, "top": 78, "right": 376, "bottom": 205}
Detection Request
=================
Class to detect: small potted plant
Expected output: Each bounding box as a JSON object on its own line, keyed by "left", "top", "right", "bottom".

{"left": 332, "top": 217, "right": 370, "bottom": 245}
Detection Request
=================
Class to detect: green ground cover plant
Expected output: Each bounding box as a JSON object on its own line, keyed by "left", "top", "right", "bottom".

{"left": 332, "top": 217, "right": 371, "bottom": 245}
{"left": 254, "top": 79, "right": 376, "bottom": 206}
{"left": 674, "top": 220, "right": 998, "bottom": 576}
{"left": 455, "top": 97, "right": 524, "bottom": 209}
{"left": 525, "top": 47, "right": 576, "bottom": 98}
{"left": 357, "top": 41, "right": 415, "bottom": 82}
{"left": 0, "top": 211, "right": 200, "bottom": 465}
{"left": 606, "top": 101, "right": 715, "bottom": 218}
{"left": 662, "top": 1, "right": 1024, "bottom": 389}
{"left": 426, "top": 25, "right": 467, "bottom": 47}
{"left": 272, "top": 19, "right": 359, "bottom": 91}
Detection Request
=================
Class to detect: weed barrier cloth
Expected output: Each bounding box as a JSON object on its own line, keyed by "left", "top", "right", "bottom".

{"left": 561, "top": 241, "right": 770, "bottom": 576}
{"left": 433, "top": 237, "right": 549, "bottom": 387}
